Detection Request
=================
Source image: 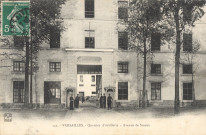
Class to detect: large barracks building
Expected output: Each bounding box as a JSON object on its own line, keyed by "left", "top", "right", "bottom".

{"left": 0, "top": 0, "right": 206, "bottom": 108}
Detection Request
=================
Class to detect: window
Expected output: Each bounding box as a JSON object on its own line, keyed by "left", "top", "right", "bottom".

{"left": 151, "top": 83, "right": 161, "bottom": 100}
{"left": 13, "top": 61, "right": 25, "bottom": 72}
{"left": 50, "top": 27, "right": 60, "bottom": 48}
{"left": 118, "top": 1, "right": 128, "bottom": 20}
{"left": 14, "top": 36, "right": 24, "bottom": 48}
{"left": 118, "top": 82, "right": 128, "bottom": 100}
{"left": 52, "top": 89, "right": 61, "bottom": 98}
{"left": 151, "top": 33, "right": 160, "bottom": 51}
{"left": 80, "top": 75, "right": 83, "bottom": 82}
{"left": 91, "top": 75, "right": 95, "bottom": 82}
{"left": 151, "top": 64, "right": 161, "bottom": 74}
{"left": 183, "top": 83, "right": 192, "bottom": 100}
{"left": 85, "top": 30, "right": 95, "bottom": 48}
{"left": 85, "top": 0, "right": 94, "bottom": 18}
{"left": 183, "top": 6, "right": 192, "bottom": 22}
{"left": 183, "top": 34, "right": 192, "bottom": 52}
{"left": 49, "top": 62, "right": 61, "bottom": 72}
{"left": 77, "top": 65, "right": 102, "bottom": 74}
{"left": 118, "top": 32, "right": 128, "bottom": 50}
{"left": 118, "top": 8, "right": 128, "bottom": 20}
{"left": 183, "top": 64, "right": 192, "bottom": 74}
{"left": 13, "top": 81, "right": 24, "bottom": 103}
{"left": 118, "top": 62, "right": 128, "bottom": 73}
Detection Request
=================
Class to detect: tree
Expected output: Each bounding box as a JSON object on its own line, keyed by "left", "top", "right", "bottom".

{"left": 29, "top": 0, "right": 66, "bottom": 104}
{"left": 0, "top": 0, "right": 66, "bottom": 106}
{"left": 127, "top": 0, "right": 173, "bottom": 108}
{"left": 162, "top": 0, "right": 206, "bottom": 114}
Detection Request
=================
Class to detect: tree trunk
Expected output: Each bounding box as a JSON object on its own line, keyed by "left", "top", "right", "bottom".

{"left": 30, "top": 39, "right": 33, "bottom": 104}
{"left": 174, "top": 6, "right": 180, "bottom": 114}
{"left": 142, "top": 37, "right": 147, "bottom": 108}
{"left": 192, "top": 72, "right": 195, "bottom": 102}
{"left": 24, "top": 37, "right": 30, "bottom": 106}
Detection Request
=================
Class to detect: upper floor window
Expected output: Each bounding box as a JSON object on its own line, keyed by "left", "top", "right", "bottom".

{"left": 118, "top": 62, "right": 128, "bottom": 73}
{"left": 85, "top": 0, "right": 94, "bottom": 18}
{"left": 183, "top": 64, "right": 192, "bottom": 74}
{"left": 85, "top": 30, "right": 95, "bottom": 48}
{"left": 49, "top": 62, "right": 61, "bottom": 72}
{"left": 118, "top": 32, "right": 128, "bottom": 50}
{"left": 14, "top": 36, "right": 24, "bottom": 48}
{"left": 118, "top": 82, "right": 128, "bottom": 100}
{"left": 91, "top": 75, "right": 95, "bottom": 82}
{"left": 183, "top": 6, "right": 192, "bottom": 22}
{"left": 183, "top": 33, "right": 192, "bottom": 52}
{"left": 80, "top": 75, "right": 84, "bottom": 82}
{"left": 50, "top": 27, "right": 60, "bottom": 48}
{"left": 151, "top": 64, "right": 161, "bottom": 74}
{"left": 183, "top": 83, "right": 192, "bottom": 100}
{"left": 151, "top": 33, "right": 160, "bottom": 51}
{"left": 13, "top": 61, "right": 25, "bottom": 72}
{"left": 118, "top": 1, "right": 128, "bottom": 20}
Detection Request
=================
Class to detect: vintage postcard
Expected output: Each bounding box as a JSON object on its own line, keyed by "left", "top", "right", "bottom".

{"left": 0, "top": 0, "right": 206, "bottom": 135}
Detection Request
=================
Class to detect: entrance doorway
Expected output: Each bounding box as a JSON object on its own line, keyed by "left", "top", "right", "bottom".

{"left": 77, "top": 65, "right": 102, "bottom": 107}
{"left": 44, "top": 82, "right": 61, "bottom": 104}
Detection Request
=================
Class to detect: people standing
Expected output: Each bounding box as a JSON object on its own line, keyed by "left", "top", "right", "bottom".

{"left": 82, "top": 96, "right": 85, "bottom": 103}
{"left": 70, "top": 95, "right": 74, "bottom": 110}
{"left": 74, "top": 94, "right": 80, "bottom": 108}
{"left": 100, "top": 94, "right": 103, "bottom": 108}
{"left": 107, "top": 94, "right": 112, "bottom": 110}
{"left": 103, "top": 94, "right": 106, "bottom": 108}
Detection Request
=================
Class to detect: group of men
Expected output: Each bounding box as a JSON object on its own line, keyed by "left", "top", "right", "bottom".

{"left": 69, "top": 94, "right": 80, "bottom": 110}
{"left": 100, "top": 94, "right": 113, "bottom": 110}
{"left": 69, "top": 93, "right": 113, "bottom": 110}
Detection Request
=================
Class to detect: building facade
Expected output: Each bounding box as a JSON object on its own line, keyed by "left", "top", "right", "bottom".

{"left": 0, "top": 0, "right": 206, "bottom": 108}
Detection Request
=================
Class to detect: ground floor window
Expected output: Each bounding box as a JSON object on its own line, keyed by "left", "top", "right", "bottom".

{"left": 151, "top": 83, "right": 161, "bottom": 100}
{"left": 13, "top": 81, "right": 24, "bottom": 103}
{"left": 183, "top": 83, "right": 192, "bottom": 100}
{"left": 44, "top": 82, "right": 61, "bottom": 104}
{"left": 118, "top": 82, "right": 128, "bottom": 100}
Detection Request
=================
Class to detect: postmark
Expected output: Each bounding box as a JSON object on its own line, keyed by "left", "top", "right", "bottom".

{"left": 1, "top": 1, "right": 30, "bottom": 36}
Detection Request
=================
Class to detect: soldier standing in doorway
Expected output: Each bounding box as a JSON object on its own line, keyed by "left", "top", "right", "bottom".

{"left": 107, "top": 94, "right": 112, "bottom": 110}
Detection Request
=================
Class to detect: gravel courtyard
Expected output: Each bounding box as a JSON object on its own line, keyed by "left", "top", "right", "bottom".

{"left": 0, "top": 102, "right": 206, "bottom": 135}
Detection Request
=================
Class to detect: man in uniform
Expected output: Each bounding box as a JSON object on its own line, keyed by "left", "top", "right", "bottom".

{"left": 103, "top": 93, "right": 106, "bottom": 108}
{"left": 70, "top": 95, "right": 74, "bottom": 110}
{"left": 75, "top": 94, "right": 80, "bottom": 108}
{"left": 107, "top": 94, "right": 112, "bottom": 110}
{"left": 100, "top": 94, "right": 103, "bottom": 108}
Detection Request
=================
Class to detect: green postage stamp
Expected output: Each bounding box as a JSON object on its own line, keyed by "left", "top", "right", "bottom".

{"left": 1, "top": 1, "right": 30, "bottom": 36}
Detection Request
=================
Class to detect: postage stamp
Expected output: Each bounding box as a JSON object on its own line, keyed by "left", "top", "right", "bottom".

{"left": 1, "top": 1, "right": 30, "bottom": 36}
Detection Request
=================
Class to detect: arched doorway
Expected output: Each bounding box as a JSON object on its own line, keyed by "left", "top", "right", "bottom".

{"left": 104, "top": 87, "right": 115, "bottom": 108}
{"left": 65, "top": 88, "right": 75, "bottom": 108}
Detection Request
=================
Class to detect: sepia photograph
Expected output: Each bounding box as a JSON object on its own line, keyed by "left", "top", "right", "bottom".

{"left": 0, "top": 0, "right": 206, "bottom": 134}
